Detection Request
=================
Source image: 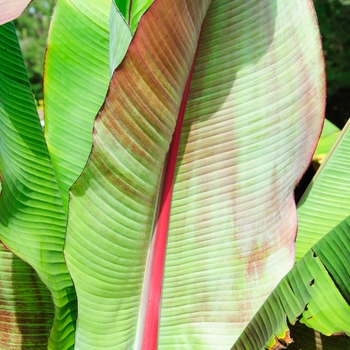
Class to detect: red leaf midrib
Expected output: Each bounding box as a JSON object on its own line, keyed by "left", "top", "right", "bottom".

{"left": 141, "top": 27, "right": 203, "bottom": 349}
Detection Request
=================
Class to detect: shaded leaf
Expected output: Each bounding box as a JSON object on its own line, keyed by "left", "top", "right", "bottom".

{"left": 313, "top": 119, "right": 340, "bottom": 166}
{"left": 0, "top": 243, "right": 54, "bottom": 350}
{"left": 115, "top": 0, "right": 154, "bottom": 33}
{"left": 288, "top": 322, "right": 350, "bottom": 350}
{"left": 0, "top": 22, "right": 76, "bottom": 349}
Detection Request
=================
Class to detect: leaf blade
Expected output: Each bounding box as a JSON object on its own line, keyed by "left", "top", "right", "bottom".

{"left": 0, "top": 22, "right": 76, "bottom": 349}
{"left": 115, "top": 0, "right": 154, "bottom": 33}
{"left": 65, "top": 0, "right": 325, "bottom": 348}
{"left": 64, "top": 1, "right": 210, "bottom": 348}
{"left": 296, "top": 118, "right": 350, "bottom": 261}
{"left": 232, "top": 216, "right": 350, "bottom": 350}
{"left": 44, "top": 0, "right": 113, "bottom": 212}
{"left": 0, "top": 243, "right": 54, "bottom": 350}
{"left": 159, "top": 0, "right": 325, "bottom": 347}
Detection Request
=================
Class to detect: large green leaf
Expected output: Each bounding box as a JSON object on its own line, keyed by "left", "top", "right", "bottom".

{"left": 0, "top": 22, "right": 76, "bottom": 349}
{"left": 44, "top": 0, "right": 113, "bottom": 212}
{"left": 64, "top": 0, "right": 325, "bottom": 348}
{"left": 232, "top": 215, "right": 350, "bottom": 350}
{"left": 296, "top": 118, "right": 350, "bottom": 261}
{"left": 44, "top": 0, "right": 152, "bottom": 212}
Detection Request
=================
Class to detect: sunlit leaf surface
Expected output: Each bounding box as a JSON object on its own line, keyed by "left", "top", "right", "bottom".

{"left": 64, "top": 0, "right": 325, "bottom": 348}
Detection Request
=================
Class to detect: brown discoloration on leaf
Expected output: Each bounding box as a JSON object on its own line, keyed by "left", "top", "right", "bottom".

{"left": 0, "top": 245, "right": 53, "bottom": 348}
{"left": 331, "top": 332, "right": 349, "bottom": 337}
{"left": 281, "top": 331, "right": 293, "bottom": 345}
{"left": 269, "top": 341, "right": 286, "bottom": 350}
{"left": 268, "top": 331, "right": 293, "bottom": 350}
{"left": 0, "top": 310, "right": 19, "bottom": 346}
{"left": 66, "top": 0, "right": 211, "bottom": 346}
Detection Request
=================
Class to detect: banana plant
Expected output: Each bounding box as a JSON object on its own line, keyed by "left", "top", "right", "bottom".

{"left": 0, "top": 0, "right": 348, "bottom": 349}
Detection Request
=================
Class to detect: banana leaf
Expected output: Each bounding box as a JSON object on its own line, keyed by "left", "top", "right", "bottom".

{"left": 234, "top": 79, "right": 350, "bottom": 350}
{"left": 297, "top": 118, "right": 350, "bottom": 261}
{"left": 63, "top": 0, "right": 326, "bottom": 348}
{"left": 0, "top": 243, "right": 54, "bottom": 349}
{"left": 232, "top": 215, "right": 350, "bottom": 350}
{"left": 44, "top": 0, "right": 152, "bottom": 212}
{"left": 0, "top": 1, "right": 154, "bottom": 347}
{"left": 115, "top": 0, "right": 154, "bottom": 33}
{"left": 0, "top": 22, "right": 76, "bottom": 348}
{"left": 1, "top": 0, "right": 336, "bottom": 348}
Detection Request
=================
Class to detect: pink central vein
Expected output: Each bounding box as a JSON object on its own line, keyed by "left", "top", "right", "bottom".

{"left": 141, "top": 30, "right": 203, "bottom": 349}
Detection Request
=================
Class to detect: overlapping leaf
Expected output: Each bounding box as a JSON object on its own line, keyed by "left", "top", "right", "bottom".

{"left": 44, "top": 0, "right": 113, "bottom": 212}
{"left": 109, "top": 1, "right": 132, "bottom": 74}
{"left": 232, "top": 216, "right": 350, "bottom": 350}
{"left": 0, "top": 22, "right": 76, "bottom": 349}
{"left": 313, "top": 119, "right": 340, "bottom": 165}
{"left": 115, "top": 0, "right": 154, "bottom": 33}
{"left": 64, "top": 1, "right": 210, "bottom": 347}
{"left": 296, "top": 118, "right": 350, "bottom": 261}
{"left": 44, "top": 0, "right": 152, "bottom": 212}
{"left": 64, "top": 0, "right": 325, "bottom": 348}
{"left": 0, "top": 244, "right": 54, "bottom": 349}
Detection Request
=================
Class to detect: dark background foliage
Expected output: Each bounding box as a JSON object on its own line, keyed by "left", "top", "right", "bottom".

{"left": 316, "top": 0, "right": 350, "bottom": 128}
